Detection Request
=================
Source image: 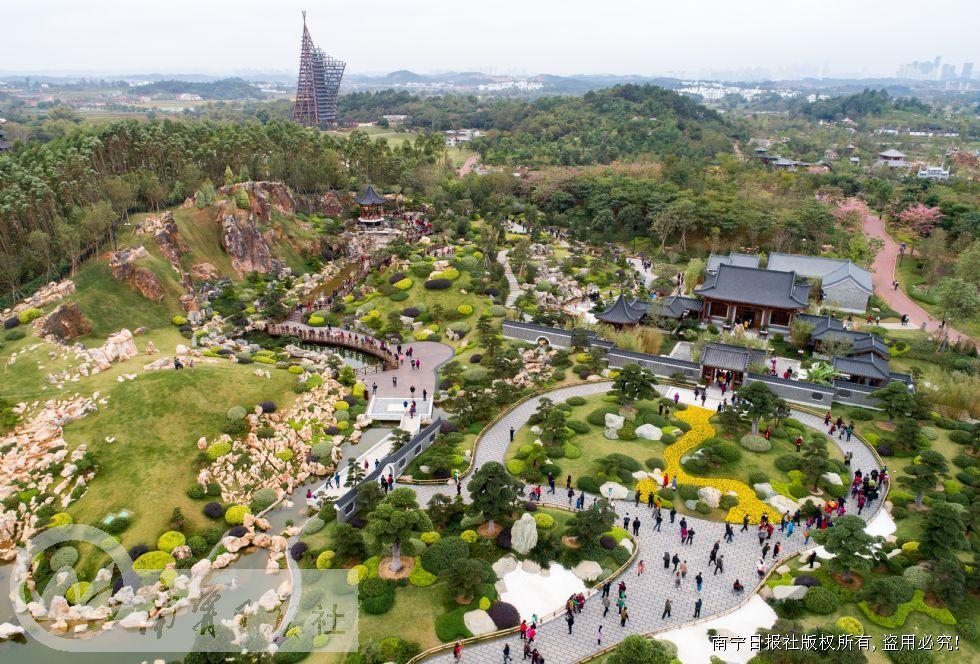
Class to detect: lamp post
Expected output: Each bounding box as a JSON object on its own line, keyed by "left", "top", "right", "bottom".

{"left": 899, "top": 241, "right": 906, "bottom": 266}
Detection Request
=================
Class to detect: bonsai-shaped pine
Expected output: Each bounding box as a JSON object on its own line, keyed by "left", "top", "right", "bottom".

{"left": 466, "top": 461, "right": 521, "bottom": 533}
{"left": 586, "top": 347, "right": 607, "bottom": 376}
{"left": 812, "top": 514, "right": 881, "bottom": 584}
{"left": 872, "top": 381, "right": 916, "bottom": 421}
{"left": 567, "top": 498, "right": 616, "bottom": 548}
{"left": 332, "top": 522, "right": 367, "bottom": 563}
{"left": 570, "top": 328, "right": 591, "bottom": 350}
{"left": 354, "top": 481, "right": 384, "bottom": 519}
{"left": 538, "top": 403, "right": 570, "bottom": 451}
{"left": 476, "top": 315, "right": 502, "bottom": 358}
{"left": 903, "top": 450, "right": 948, "bottom": 507}
{"left": 366, "top": 487, "right": 432, "bottom": 573}
{"left": 344, "top": 457, "right": 365, "bottom": 488}
{"left": 389, "top": 427, "right": 411, "bottom": 452}
{"left": 735, "top": 381, "right": 780, "bottom": 435}
{"left": 894, "top": 417, "right": 924, "bottom": 452}
{"left": 593, "top": 453, "right": 639, "bottom": 482}
{"left": 427, "top": 494, "right": 466, "bottom": 531}
{"left": 919, "top": 501, "right": 966, "bottom": 561}
{"left": 444, "top": 558, "right": 491, "bottom": 604}
{"left": 799, "top": 433, "right": 831, "bottom": 491}
{"left": 860, "top": 576, "right": 914, "bottom": 616}
{"left": 928, "top": 558, "right": 967, "bottom": 609}
{"left": 611, "top": 362, "right": 658, "bottom": 411}
{"left": 608, "top": 635, "right": 674, "bottom": 664}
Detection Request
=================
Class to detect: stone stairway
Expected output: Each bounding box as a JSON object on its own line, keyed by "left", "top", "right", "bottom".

{"left": 498, "top": 249, "right": 521, "bottom": 308}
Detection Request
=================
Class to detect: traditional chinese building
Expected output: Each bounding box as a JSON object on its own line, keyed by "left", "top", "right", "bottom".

{"left": 356, "top": 185, "right": 386, "bottom": 226}
{"left": 595, "top": 294, "right": 649, "bottom": 327}
{"left": 694, "top": 264, "right": 811, "bottom": 333}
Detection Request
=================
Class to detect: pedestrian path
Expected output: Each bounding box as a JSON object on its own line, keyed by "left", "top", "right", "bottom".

{"left": 406, "top": 381, "right": 884, "bottom": 664}
{"left": 628, "top": 256, "right": 657, "bottom": 289}
{"left": 498, "top": 249, "right": 521, "bottom": 308}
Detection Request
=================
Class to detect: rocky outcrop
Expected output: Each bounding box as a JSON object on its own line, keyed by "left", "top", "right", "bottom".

{"left": 218, "top": 181, "right": 296, "bottom": 222}
{"left": 295, "top": 190, "right": 353, "bottom": 218}
{"left": 4, "top": 280, "right": 75, "bottom": 319}
{"left": 108, "top": 246, "right": 165, "bottom": 302}
{"left": 510, "top": 512, "right": 538, "bottom": 555}
{"left": 40, "top": 303, "right": 91, "bottom": 340}
{"left": 220, "top": 214, "right": 276, "bottom": 277}
{"left": 135, "top": 211, "right": 187, "bottom": 272}
{"left": 79, "top": 329, "right": 138, "bottom": 372}
{"left": 190, "top": 262, "right": 220, "bottom": 282}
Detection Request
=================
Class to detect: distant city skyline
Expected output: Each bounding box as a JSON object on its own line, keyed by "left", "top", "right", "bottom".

{"left": 2, "top": 0, "right": 977, "bottom": 81}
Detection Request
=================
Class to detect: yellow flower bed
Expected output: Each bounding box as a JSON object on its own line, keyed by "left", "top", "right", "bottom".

{"left": 636, "top": 477, "right": 659, "bottom": 502}
{"left": 664, "top": 406, "right": 780, "bottom": 524}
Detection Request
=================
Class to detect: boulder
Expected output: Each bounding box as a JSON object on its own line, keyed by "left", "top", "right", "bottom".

{"left": 821, "top": 472, "right": 843, "bottom": 486}
{"left": 698, "top": 486, "right": 722, "bottom": 509}
{"left": 598, "top": 482, "right": 628, "bottom": 500}
{"left": 772, "top": 585, "right": 808, "bottom": 601}
{"left": 604, "top": 413, "right": 625, "bottom": 430}
{"left": 794, "top": 575, "right": 820, "bottom": 587}
{"left": 0, "top": 623, "right": 25, "bottom": 640}
{"left": 521, "top": 560, "right": 541, "bottom": 574}
{"left": 118, "top": 610, "right": 151, "bottom": 629}
{"left": 603, "top": 428, "right": 619, "bottom": 440}
{"left": 463, "top": 609, "right": 497, "bottom": 636}
{"left": 635, "top": 424, "right": 662, "bottom": 441}
{"left": 220, "top": 213, "right": 276, "bottom": 277}
{"left": 684, "top": 499, "right": 699, "bottom": 511}
{"left": 41, "top": 303, "right": 92, "bottom": 340}
{"left": 510, "top": 513, "right": 538, "bottom": 556}
{"left": 753, "top": 482, "right": 775, "bottom": 498}
{"left": 766, "top": 494, "right": 799, "bottom": 514}
{"left": 492, "top": 555, "right": 518, "bottom": 578}
{"left": 191, "top": 263, "right": 220, "bottom": 282}
{"left": 572, "top": 560, "right": 603, "bottom": 582}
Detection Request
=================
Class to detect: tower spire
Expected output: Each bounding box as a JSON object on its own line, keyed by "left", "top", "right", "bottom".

{"left": 292, "top": 11, "right": 346, "bottom": 129}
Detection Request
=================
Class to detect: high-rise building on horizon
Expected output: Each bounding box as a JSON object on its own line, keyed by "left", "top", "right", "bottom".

{"left": 292, "top": 11, "right": 346, "bottom": 129}
{"left": 962, "top": 62, "right": 974, "bottom": 80}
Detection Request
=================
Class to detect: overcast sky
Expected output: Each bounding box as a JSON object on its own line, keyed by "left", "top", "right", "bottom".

{"left": 2, "top": 0, "right": 977, "bottom": 79}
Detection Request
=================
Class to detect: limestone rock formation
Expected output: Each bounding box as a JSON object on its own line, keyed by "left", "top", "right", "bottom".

{"left": 698, "top": 486, "right": 722, "bottom": 509}
{"left": 599, "top": 481, "right": 629, "bottom": 500}
{"left": 190, "top": 262, "right": 220, "bottom": 282}
{"left": 635, "top": 423, "right": 662, "bottom": 441}
{"left": 136, "top": 211, "right": 187, "bottom": 271}
{"left": 40, "top": 303, "right": 91, "bottom": 340}
{"left": 220, "top": 214, "right": 276, "bottom": 277}
{"left": 81, "top": 329, "right": 138, "bottom": 371}
{"left": 109, "top": 246, "right": 165, "bottom": 302}
{"left": 510, "top": 512, "right": 538, "bottom": 555}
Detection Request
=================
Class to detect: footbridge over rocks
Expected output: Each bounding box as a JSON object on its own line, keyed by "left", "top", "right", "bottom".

{"left": 267, "top": 321, "right": 399, "bottom": 370}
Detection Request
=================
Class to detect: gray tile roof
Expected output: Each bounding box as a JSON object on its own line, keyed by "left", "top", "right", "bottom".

{"left": 701, "top": 342, "right": 769, "bottom": 372}
{"left": 356, "top": 184, "right": 386, "bottom": 206}
{"left": 833, "top": 354, "right": 890, "bottom": 380}
{"left": 852, "top": 335, "right": 890, "bottom": 358}
{"left": 596, "top": 294, "right": 648, "bottom": 325}
{"left": 651, "top": 295, "right": 702, "bottom": 319}
{"left": 707, "top": 252, "right": 761, "bottom": 273}
{"left": 695, "top": 264, "right": 811, "bottom": 310}
{"left": 766, "top": 253, "right": 872, "bottom": 292}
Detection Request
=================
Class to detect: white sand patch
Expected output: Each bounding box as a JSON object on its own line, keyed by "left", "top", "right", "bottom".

{"left": 865, "top": 508, "right": 896, "bottom": 539}
{"left": 498, "top": 563, "right": 586, "bottom": 619}
{"left": 659, "top": 595, "right": 777, "bottom": 664}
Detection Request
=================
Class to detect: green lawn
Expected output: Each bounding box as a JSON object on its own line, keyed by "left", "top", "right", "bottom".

{"left": 894, "top": 254, "right": 980, "bottom": 339}
{"left": 63, "top": 361, "right": 299, "bottom": 574}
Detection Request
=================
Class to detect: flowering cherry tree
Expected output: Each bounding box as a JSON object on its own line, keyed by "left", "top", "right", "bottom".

{"left": 897, "top": 204, "right": 943, "bottom": 236}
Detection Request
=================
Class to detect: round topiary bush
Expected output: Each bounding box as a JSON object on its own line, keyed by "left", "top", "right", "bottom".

{"left": 739, "top": 434, "right": 772, "bottom": 452}
{"left": 489, "top": 305, "right": 505, "bottom": 317}
{"left": 775, "top": 454, "right": 801, "bottom": 472}
{"left": 250, "top": 487, "right": 278, "bottom": 513}
{"left": 448, "top": 322, "right": 471, "bottom": 336}
{"left": 902, "top": 564, "right": 931, "bottom": 589}
{"left": 316, "top": 550, "right": 335, "bottom": 569}
{"left": 206, "top": 441, "right": 232, "bottom": 460}
{"left": 157, "top": 531, "right": 186, "bottom": 553}
{"left": 133, "top": 550, "right": 176, "bottom": 572}
{"left": 568, "top": 420, "right": 590, "bottom": 434}
{"left": 65, "top": 581, "right": 92, "bottom": 605}
{"left": 226, "top": 406, "right": 247, "bottom": 421}
{"left": 461, "top": 367, "right": 489, "bottom": 384}
{"left": 50, "top": 546, "right": 79, "bottom": 570}
{"left": 695, "top": 501, "right": 712, "bottom": 514}
{"left": 457, "top": 304, "right": 473, "bottom": 316}
{"left": 577, "top": 476, "right": 601, "bottom": 493}
{"left": 587, "top": 406, "right": 618, "bottom": 427}
{"left": 487, "top": 601, "right": 521, "bottom": 630}
{"left": 506, "top": 458, "right": 524, "bottom": 475}
{"left": 420, "top": 536, "right": 468, "bottom": 575}
{"left": 803, "top": 586, "right": 839, "bottom": 615}
{"left": 420, "top": 531, "right": 441, "bottom": 545}
{"left": 533, "top": 513, "right": 555, "bottom": 529}
{"left": 424, "top": 278, "right": 452, "bottom": 290}
{"left": 18, "top": 308, "right": 43, "bottom": 324}
{"left": 203, "top": 502, "right": 226, "bottom": 519}
{"left": 224, "top": 504, "right": 251, "bottom": 525}
{"left": 719, "top": 494, "right": 740, "bottom": 510}
{"left": 402, "top": 307, "right": 420, "bottom": 318}
{"left": 460, "top": 529, "right": 479, "bottom": 544}
{"left": 275, "top": 449, "right": 294, "bottom": 462}
{"left": 3, "top": 316, "right": 20, "bottom": 330}
{"left": 409, "top": 558, "right": 437, "bottom": 587}
{"left": 836, "top": 616, "right": 864, "bottom": 635}
{"left": 289, "top": 541, "right": 308, "bottom": 561}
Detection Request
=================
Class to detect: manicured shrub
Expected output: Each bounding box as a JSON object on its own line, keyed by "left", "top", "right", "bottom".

{"left": 577, "top": 476, "right": 601, "bottom": 493}
{"left": 3, "top": 316, "right": 20, "bottom": 329}
{"left": 950, "top": 430, "right": 973, "bottom": 445}
{"left": 250, "top": 487, "right": 278, "bottom": 513}
{"left": 460, "top": 529, "right": 479, "bottom": 544}
{"left": 316, "top": 550, "right": 335, "bottom": 569}
{"left": 394, "top": 278, "right": 413, "bottom": 290}
{"left": 50, "top": 546, "right": 79, "bottom": 570}
{"left": 275, "top": 449, "right": 294, "bottom": 462}
{"left": 740, "top": 434, "right": 771, "bottom": 452}
{"left": 695, "top": 501, "right": 712, "bottom": 514}
{"left": 157, "top": 531, "right": 186, "bottom": 553}
{"left": 457, "top": 304, "right": 473, "bottom": 316}
{"left": 65, "top": 581, "right": 92, "bottom": 605}
{"left": 448, "top": 322, "right": 471, "bottom": 336}
{"left": 224, "top": 504, "right": 250, "bottom": 525}
{"left": 409, "top": 557, "right": 437, "bottom": 587}
{"left": 489, "top": 305, "right": 505, "bottom": 317}
{"left": 420, "top": 536, "right": 468, "bottom": 575}
{"left": 206, "top": 441, "right": 232, "bottom": 460}
{"left": 533, "top": 513, "right": 554, "bottom": 529}
{"left": 564, "top": 443, "right": 581, "bottom": 458}
{"left": 203, "top": 502, "right": 225, "bottom": 519}
{"left": 5, "top": 329, "right": 26, "bottom": 341}
{"left": 506, "top": 458, "right": 524, "bottom": 475}
{"left": 420, "top": 531, "right": 441, "bottom": 545}
{"left": 804, "top": 586, "right": 839, "bottom": 615}
{"left": 290, "top": 542, "right": 309, "bottom": 561}
{"left": 133, "top": 550, "right": 176, "bottom": 571}
{"left": 18, "top": 308, "right": 43, "bottom": 324}
{"left": 775, "top": 454, "right": 801, "bottom": 472}
{"left": 425, "top": 278, "right": 452, "bottom": 290}
{"left": 402, "top": 307, "right": 420, "bottom": 318}
{"left": 836, "top": 616, "right": 864, "bottom": 635}
{"left": 719, "top": 494, "right": 740, "bottom": 510}
{"left": 567, "top": 420, "right": 590, "bottom": 435}
{"left": 587, "top": 406, "right": 618, "bottom": 426}
{"left": 487, "top": 601, "right": 520, "bottom": 629}
{"left": 226, "top": 406, "right": 247, "bottom": 421}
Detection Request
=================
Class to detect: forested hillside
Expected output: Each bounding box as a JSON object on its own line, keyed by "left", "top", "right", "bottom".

{"left": 0, "top": 119, "right": 447, "bottom": 303}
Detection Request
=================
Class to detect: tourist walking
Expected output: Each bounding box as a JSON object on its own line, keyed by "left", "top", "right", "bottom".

{"left": 632, "top": 516, "right": 640, "bottom": 536}
{"left": 672, "top": 553, "right": 680, "bottom": 571}
{"left": 661, "top": 599, "right": 672, "bottom": 619}
{"left": 694, "top": 597, "right": 703, "bottom": 618}
{"left": 663, "top": 552, "right": 670, "bottom": 570}
{"left": 602, "top": 594, "right": 611, "bottom": 617}
{"left": 619, "top": 605, "right": 629, "bottom": 627}
{"left": 714, "top": 555, "right": 724, "bottom": 575}
{"left": 695, "top": 572, "right": 703, "bottom": 592}
{"left": 510, "top": 427, "right": 515, "bottom": 442}
{"left": 453, "top": 641, "right": 462, "bottom": 662}
{"left": 597, "top": 625, "right": 603, "bottom": 646}
{"left": 503, "top": 643, "right": 511, "bottom": 663}
{"left": 637, "top": 560, "right": 645, "bottom": 576}
{"left": 654, "top": 511, "right": 663, "bottom": 531}
{"left": 565, "top": 611, "right": 574, "bottom": 634}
